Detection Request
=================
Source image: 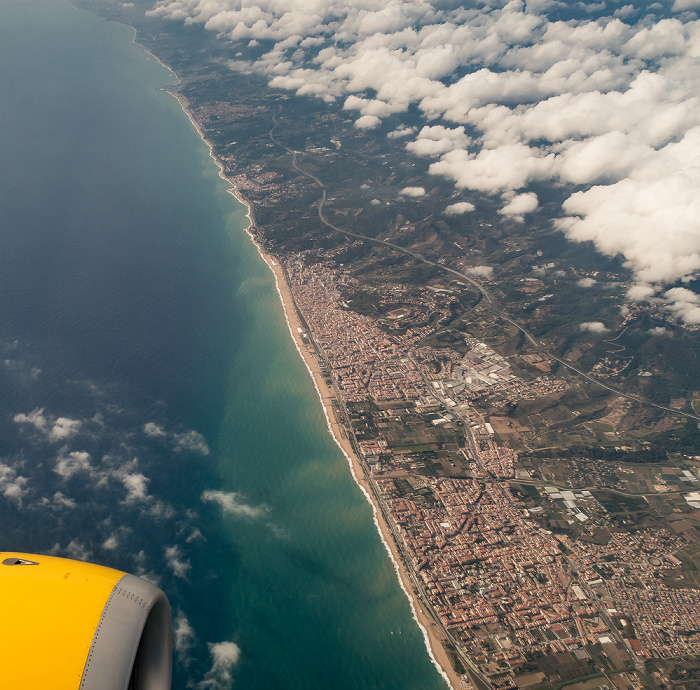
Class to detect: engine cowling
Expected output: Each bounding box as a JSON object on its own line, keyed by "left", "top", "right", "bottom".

{"left": 0, "top": 552, "right": 172, "bottom": 689}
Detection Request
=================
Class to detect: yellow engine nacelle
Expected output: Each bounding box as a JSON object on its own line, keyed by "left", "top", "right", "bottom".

{"left": 0, "top": 552, "right": 172, "bottom": 689}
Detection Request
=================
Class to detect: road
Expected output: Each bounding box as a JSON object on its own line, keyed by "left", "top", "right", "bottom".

{"left": 268, "top": 113, "right": 700, "bottom": 425}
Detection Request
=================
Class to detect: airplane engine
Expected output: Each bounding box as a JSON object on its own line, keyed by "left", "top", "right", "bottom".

{"left": 0, "top": 552, "right": 172, "bottom": 689}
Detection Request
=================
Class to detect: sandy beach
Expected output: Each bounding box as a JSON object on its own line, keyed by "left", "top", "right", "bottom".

{"left": 265, "top": 259, "right": 468, "bottom": 690}
{"left": 168, "top": 88, "right": 468, "bottom": 690}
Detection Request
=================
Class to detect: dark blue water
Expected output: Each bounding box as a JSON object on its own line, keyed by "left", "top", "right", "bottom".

{"left": 0, "top": 1, "right": 448, "bottom": 688}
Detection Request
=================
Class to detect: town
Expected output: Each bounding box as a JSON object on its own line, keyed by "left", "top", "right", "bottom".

{"left": 286, "top": 253, "right": 700, "bottom": 690}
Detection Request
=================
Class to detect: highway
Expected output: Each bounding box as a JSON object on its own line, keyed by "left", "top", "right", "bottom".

{"left": 268, "top": 113, "right": 700, "bottom": 425}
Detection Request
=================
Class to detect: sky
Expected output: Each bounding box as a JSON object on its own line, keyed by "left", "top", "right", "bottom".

{"left": 146, "top": 0, "right": 700, "bottom": 324}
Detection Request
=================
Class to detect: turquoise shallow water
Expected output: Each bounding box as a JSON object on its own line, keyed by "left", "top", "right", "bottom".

{"left": 0, "top": 0, "right": 448, "bottom": 688}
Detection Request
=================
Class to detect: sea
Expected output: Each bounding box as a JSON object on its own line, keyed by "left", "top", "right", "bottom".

{"left": 0, "top": 1, "right": 448, "bottom": 688}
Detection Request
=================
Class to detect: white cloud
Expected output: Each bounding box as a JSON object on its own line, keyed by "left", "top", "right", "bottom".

{"left": 0, "top": 462, "right": 28, "bottom": 505}
{"left": 197, "top": 641, "right": 241, "bottom": 690}
{"left": 387, "top": 125, "right": 416, "bottom": 139}
{"left": 465, "top": 265, "right": 494, "bottom": 279}
{"left": 354, "top": 114, "right": 381, "bottom": 129}
{"left": 49, "top": 417, "right": 81, "bottom": 442}
{"left": 53, "top": 491, "right": 77, "bottom": 509}
{"left": 664, "top": 287, "right": 700, "bottom": 324}
{"left": 67, "top": 540, "right": 92, "bottom": 561}
{"left": 186, "top": 527, "right": 205, "bottom": 543}
{"left": 145, "top": 423, "right": 210, "bottom": 454}
{"left": 173, "top": 430, "right": 210, "bottom": 455}
{"left": 14, "top": 408, "right": 81, "bottom": 442}
{"left": 444, "top": 201, "right": 475, "bottom": 216}
{"left": 557, "top": 167, "right": 700, "bottom": 287}
{"left": 55, "top": 451, "right": 92, "bottom": 479}
{"left": 498, "top": 192, "right": 539, "bottom": 221}
{"left": 614, "top": 5, "right": 637, "bottom": 19}
{"left": 406, "top": 125, "right": 470, "bottom": 158}
{"left": 165, "top": 545, "right": 191, "bottom": 579}
{"left": 51, "top": 539, "right": 92, "bottom": 562}
{"left": 431, "top": 146, "right": 554, "bottom": 193}
{"left": 627, "top": 284, "right": 657, "bottom": 301}
{"left": 399, "top": 186, "right": 426, "bottom": 197}
{"left": 201, "top": 490, "right": 269, "bottom": 519}
{"left": 344, "top": 95, "right": 404, "bottom": 119}
{"left": 103, "top": 534, "right": 119, "bottom": 550}
{"left": 144, "top": 422, "right": 166, "bottom": 437}
{"left": 579, "top": 321, "right": 609, "bottom": 333}
{"left": 148, "top": 499, "right": 175, "bottom": 520}
{"left": 673, "top": 0, "right": 700, "bottom": 10}
{"left": 133, "top": 550, "right": 162, "bottom": 587}
{"left": 174, "top": 611, "right": 196, "bottom": 665}
{"left": 147, "top": 0, "right": 700, "bottom": 321}
{"left": 577, "top": 277, "right": 597, "bottom": 288}
{"left": 121, "top": 472, "right": 150, "bottom": 503}
{"left": 13, "top": 408, "right": 48, "bottom": 433}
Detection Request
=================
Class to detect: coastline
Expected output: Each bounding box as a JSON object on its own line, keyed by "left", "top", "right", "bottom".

{"left": 168, "top": 88, "right": 464, "bottom": 690}
{"left": 264, "top": 258, "right": 465, "bottom": 690}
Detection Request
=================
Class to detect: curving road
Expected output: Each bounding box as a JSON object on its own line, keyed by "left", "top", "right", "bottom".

{"left": 269, "top": 113, "right": 700, "bottom": 425}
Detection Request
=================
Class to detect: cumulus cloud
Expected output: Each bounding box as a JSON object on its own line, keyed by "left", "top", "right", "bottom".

{"left": 399, "top": 186, "right": 426, "bottom": 197}
{"left": 14, "top": 408, "right": 81, "bottom": 442}
{"left": 49, "top": 417, "right": 81, "bottom": 442}
{"left": 186, "top": 527, "right": 205, "bottom": 543}
{"left": 101, "top": 526, "right": 131, "bottom": 552}
{"left": 201, "top": 490, "right": 269, "bottom": 519}
{"left": 103, "top": 534, "right": 119, "bottom": 550}
{"left": 13, "top": 408, "right": 49, "bottom": 433}
{"left": 50, "top": 539, "right": 92, "bottom": 562}
{"left": 556, "top": 168, "right": 700, "bottom": 286}
{"left": 431, "top": 145, "right": 555, "bottom": 193}
{"left": 144, "top": 422, "right": 166, "bottom": 437}
{"left": 55, "top": 450, "right": 92, "bottom": 479}
{"left": 406, "top": 125, "right": 470, "bottom": 158}
{"left": 465, "top": 265, "right": 494, "bottom": 279}
{"left": 387, "top": 125, "right": 416, "bottom": 139}
{"left": 444, "top": 201, "right": 475, "bottom": 216}
{"left": 673, "top": 0, "right": 700, "bottom": 10}
{"left": 145, "top": 423, "right": 210, "bottom": 454}
{"left": 174, "top": 611, "right": 196, "bottom": 665}
{"left": 120, "top": 472, "right": 150, "bottom": 503}
{"left": 627, "top": 284, "right": 657, "bottom": 301}
{"left": 173, "top": 430, "right": 210, "bottom": 455}
{"left": 165, "top": 544, "right": 191, "bottom": 579}
{"left": 3, "top": 358, "right": 41, "bottom": 381}
{"left": 148, "top": 0, "right": 700, "bottom": 322}
{"left": 498, "top": 192, "right": 539, "bottom": 221}
{"left": 664, "top": 287, "right": 700, "bottom": 323}
{"left": 197, "top": 641, "right": 241, "bottom": 690}
{"left": 577, "top": 277, "right": 597, "bottom": 288}
{"left": 579, "top": 321, "right": 609, "bottom": 333}
{"left": 0, "top": 462, "right": 28, "bottom": 504}
{"left": 52, "top": 491, "right": 77, "bottom": 509}
{"left": 354, "top": 114, "right": 381, "bottom": 129}
{"left": 66, "top": 540, "right": 92, "bottom": 561}
{"left": 133, "top": 550, "right": 162, "bottom": 587}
